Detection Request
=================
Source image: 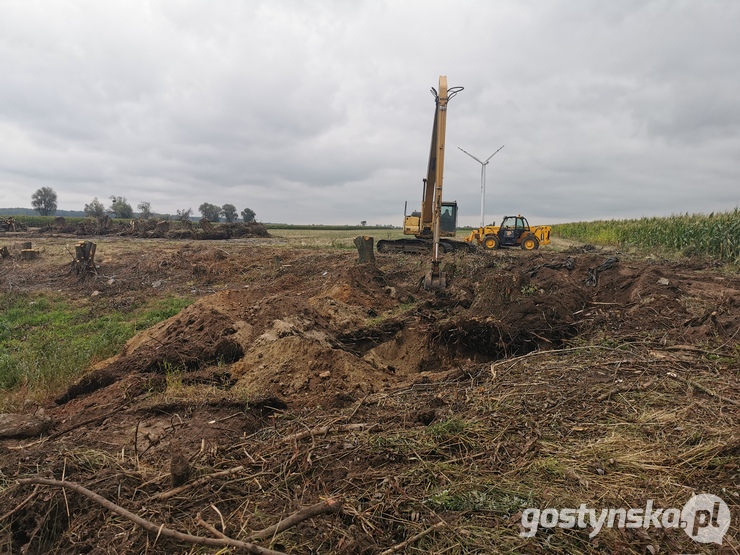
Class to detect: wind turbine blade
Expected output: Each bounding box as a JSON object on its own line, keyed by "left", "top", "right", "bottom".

{"left": 484, "top": 145, "right": 505, "bottom": 163}
{"left": 458, "top": 147, "right": 483, "bottom": 164}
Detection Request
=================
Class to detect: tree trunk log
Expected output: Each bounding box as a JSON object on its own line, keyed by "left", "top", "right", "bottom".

{"left": 354, "top": 236, "right": 375, "bottom": 264}
{"left": 0, "top": 413, "right": 53, "bottom": 439}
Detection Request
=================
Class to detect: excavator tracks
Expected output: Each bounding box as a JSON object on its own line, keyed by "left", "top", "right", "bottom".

{"left": 376, "top": 238, "right": 475, "bottom": 254}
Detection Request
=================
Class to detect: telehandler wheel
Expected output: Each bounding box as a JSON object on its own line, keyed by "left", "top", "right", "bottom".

{"left": 483, "top": 235, "right": 500, "bottom": 250}
{"left": 521, "top": 235, "right": 540, "bottom": 251}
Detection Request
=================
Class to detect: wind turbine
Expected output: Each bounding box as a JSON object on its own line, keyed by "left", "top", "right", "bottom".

{"left": 458, "top": 145, "right": 504, "bottom": 227}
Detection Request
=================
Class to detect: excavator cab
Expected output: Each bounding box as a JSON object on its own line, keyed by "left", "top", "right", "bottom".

{"left": 439, "top": 202, "right": 458, "bottom": 235}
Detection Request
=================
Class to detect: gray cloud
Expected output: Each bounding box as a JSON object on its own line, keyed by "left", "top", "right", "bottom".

{"left": 1, "top": 0, "right": 738, "bottom": 225}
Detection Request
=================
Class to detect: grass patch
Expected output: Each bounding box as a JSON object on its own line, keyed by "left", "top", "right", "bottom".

{"left": 270, "top": 228, "right": 406, "bottom": 249}
{"left": 0, "top": 292, "right": 192, "bottom": 402}
{"left": 425, "top": 486, "right": 532, "bottom": 515}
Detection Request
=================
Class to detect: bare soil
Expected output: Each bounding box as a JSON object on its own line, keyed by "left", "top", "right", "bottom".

{"left": 0, "top": 233, "right": 738, "bottom": 554}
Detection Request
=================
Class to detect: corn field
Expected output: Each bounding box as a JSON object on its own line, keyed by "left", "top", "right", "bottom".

{"left": 553, "top": 208, "right": 740, "bottom": 262}
{"left": 7, "top": 215, "right": 88, "bottom": 228}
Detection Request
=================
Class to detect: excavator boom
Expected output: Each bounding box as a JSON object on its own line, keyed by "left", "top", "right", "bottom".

{"left": 376, "top": 76, "right": 468, "bottom": 286}
{"left": 424, "top": 77, "right": 450, "bottom": 289}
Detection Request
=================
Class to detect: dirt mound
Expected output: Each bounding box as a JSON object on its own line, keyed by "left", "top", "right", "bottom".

{"left": 54, "top": 251, "right": 739, "bottom": 411}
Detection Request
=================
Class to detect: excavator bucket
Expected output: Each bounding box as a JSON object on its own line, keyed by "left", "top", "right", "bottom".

{"left": 424, "top": 271, "right": 446, "bottom": 290}
{"left": 423, "top": 261, "right": 446, "bottom": 290}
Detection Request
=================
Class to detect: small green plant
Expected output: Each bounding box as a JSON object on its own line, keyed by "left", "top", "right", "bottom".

{"left": 520, "top": 283, "right": 540, "bottom": 296}
{"left": 427, "top": 418, "right": 467, "bottom": 441}
{"left": 425, "top": 486, "right": 531, "bottom": 515}
{"left": 531, "top": 456, "right": 567, "bottom": 477}
{"left": 163, "top": 361, "right": 185, "bottom": 391}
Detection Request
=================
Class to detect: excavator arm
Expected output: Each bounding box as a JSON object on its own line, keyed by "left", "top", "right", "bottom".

{"left": 424, "top": 76, "right": 463, "bottom": 289}
{"left": 376, "top": 76, "right": 466, "bottom": 278}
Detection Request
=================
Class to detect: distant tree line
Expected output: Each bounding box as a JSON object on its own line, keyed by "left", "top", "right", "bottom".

{"left": 197, "top": 203, "right": 256, "bottom": 223}
{"left": 27, "top": 187, "right": 257, "bottom": 223}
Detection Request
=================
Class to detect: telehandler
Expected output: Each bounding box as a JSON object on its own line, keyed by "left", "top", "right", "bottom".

{"left": 465, "top": 215, "right": 551, "bottom": 250}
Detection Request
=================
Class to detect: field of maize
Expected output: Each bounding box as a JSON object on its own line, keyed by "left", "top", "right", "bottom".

{"left": 552, "top": 208, "right": 740, "bottom": 262}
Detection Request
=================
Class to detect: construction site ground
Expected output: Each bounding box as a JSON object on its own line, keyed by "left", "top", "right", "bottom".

{"left": 0, "top": 231, "right": 738, "bottom": 554}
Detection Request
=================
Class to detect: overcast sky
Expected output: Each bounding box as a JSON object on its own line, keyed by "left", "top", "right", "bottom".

{"left": 1, "top": 1, "right": 738, "bottom": 225}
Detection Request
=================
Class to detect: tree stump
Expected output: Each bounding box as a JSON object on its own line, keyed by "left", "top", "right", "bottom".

{"left": 73, "top": 241, "right": 97, "bottom": 275}
{"left": 155, "top": 221, "right": 170, "bottom": 236}
{"left": 97, "top": 215, "right": 111, "bottom": 231}
{"left": 199, "top": 218, "right": 214, "bottom": 232}
{"left": 0, "top": 246, "right": 9, "bottom": 259}
{"left": 354, "top": 236, "right": 376, "bottom": 264}
{"left": 20, "top": 249, "right": 39, "bottom": 261}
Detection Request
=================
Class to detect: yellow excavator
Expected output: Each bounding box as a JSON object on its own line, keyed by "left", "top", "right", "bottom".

{"left": 376, "top": 76, "right": 472, "bottom": 288}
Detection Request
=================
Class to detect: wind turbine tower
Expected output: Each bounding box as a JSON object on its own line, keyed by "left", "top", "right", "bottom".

{"left": 458, "top": 145, "right": 504, "bottom": 227}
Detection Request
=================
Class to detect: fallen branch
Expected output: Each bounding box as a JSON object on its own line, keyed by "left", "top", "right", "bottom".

{"left": 379, "top": 521, "right": 446, "bottom": 555}
{"left": 281, "top": 423, "right": 377, "bottom": 443}
{"left": 17, "top": 477, "right": 286, "bottom": 555}
{"left": 597, "top": 379, "right": 655, "bottom": 401}
{"left": 249, "top": 498, "right": 343, "bottom": 540}
{"left": 491, "top": 344, "right": 633, "bottom": 376}
{"left": 662, "top": 344, "right": 732, "bottom": 358}
{"left": 666, "top": 373, "right": 739, "bottom": 406}
{"left": 151, "top": 465, "right": 245, "bottom": 500}
{"left": 196, "top": 512, "right": 226, "bottom": 539}
{"left": 0, "top": 485, "right": 39, "bottom": 521}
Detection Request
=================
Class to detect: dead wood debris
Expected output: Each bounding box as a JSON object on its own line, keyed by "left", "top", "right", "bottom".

{"left": 15, "top": 477, "right": 340, "bottom": 555}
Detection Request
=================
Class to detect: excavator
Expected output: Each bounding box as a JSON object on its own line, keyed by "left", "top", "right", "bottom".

{"left": 376, "top": 76, "right": 472, "bottom": 289}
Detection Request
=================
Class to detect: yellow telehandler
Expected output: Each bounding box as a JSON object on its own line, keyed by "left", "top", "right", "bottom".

{"left": 465, "top": 215, "right": 551, "bottom": 250}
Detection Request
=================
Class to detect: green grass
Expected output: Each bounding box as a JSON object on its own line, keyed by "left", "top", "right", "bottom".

{"left": 553, "top": 209, "right": 740, "bottom": 262}
{"left": 5, "top": 214, "right": 152, "bottom": 229}
{"left": 0, "top": 293, "right": 192, "bottom": 397}
{"left": 270, "top": 227, "right": 406, "bottom": 249}
{"left": 264, "top": 223, "right": 400, "bottom": 231}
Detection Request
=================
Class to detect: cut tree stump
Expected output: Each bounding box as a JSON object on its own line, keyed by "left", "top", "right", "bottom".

{"left": 21, "top": 249, "right": 39, "bottom": 260}
{"left": 354, "top": 236, "right": 376, "bottom": 264}
{"left": 155, "top": 221, "right": 170, "bottom": 236}
{"left": 0, "top": 246, "right": 9, "bottom": 258}
{"left": 97, "top": 215, "right": 111, "bottom": 231}
{"left": 73, "top": 241, "right": 97, "bottom": 275}
{"left": 200, "top": 218, "right": 215, "bottom": 232}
